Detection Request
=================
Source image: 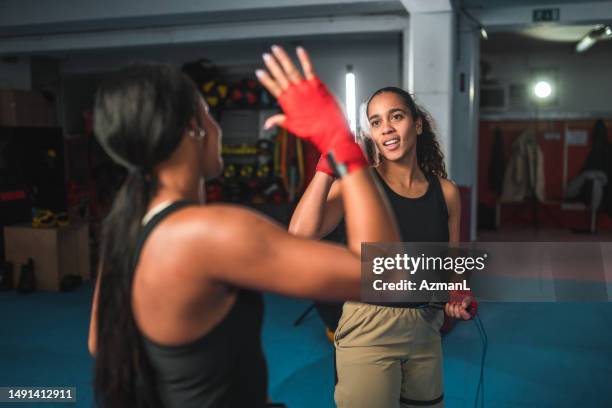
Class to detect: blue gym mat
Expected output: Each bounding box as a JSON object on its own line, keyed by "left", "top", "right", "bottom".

{"left": 1, "top": 283, "right": 611, "bottom": 407}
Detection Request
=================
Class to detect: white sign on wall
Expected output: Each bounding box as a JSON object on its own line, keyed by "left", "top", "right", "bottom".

{"left": 565, "top": 129, "right": 588, "bottom": 146}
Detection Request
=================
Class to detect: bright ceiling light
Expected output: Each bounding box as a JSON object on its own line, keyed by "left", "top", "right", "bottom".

{"left": 345, "top": 65, "right": 356, "bottom": 136}
{"left": 576, "top": 35, "right": 597, "bottom": 53}
{"left": 534, "top": 81, "right": 552, "bottom": 99}
{"left": 480, "top": 27, "right": 488, "bottom": 40}
{"left": 575, "top": 24, "right": 612, "bottom": 53}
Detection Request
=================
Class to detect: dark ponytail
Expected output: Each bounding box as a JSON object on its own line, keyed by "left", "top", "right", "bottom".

{"left": 366, "top": 87, "right": 447, "bottom": 179}
{"left": 93, "top": 64, "right": 199, "bottom": 407}
{"left": 95, "top": 171, "right": 158, "bottom": 408}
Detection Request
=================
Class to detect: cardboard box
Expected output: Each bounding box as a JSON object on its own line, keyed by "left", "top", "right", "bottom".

{"left": 3, "top": 223, "right": 90, "bottom": 291}
{"left": 0, "top": 89, "right": 56, "bottom": 127}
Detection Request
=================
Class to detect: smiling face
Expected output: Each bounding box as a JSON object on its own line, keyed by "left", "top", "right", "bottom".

{"left": 366, "top": 91, "right": 422, "bottom": 163}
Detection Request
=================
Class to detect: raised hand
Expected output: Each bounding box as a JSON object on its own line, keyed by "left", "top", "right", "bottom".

{"left": 256, "top": 45, "right": 367, "bottom": 175}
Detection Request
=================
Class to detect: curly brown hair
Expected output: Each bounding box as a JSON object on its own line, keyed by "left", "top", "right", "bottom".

{"left": 365, "top": 87, "right": 447, "bottom": 179}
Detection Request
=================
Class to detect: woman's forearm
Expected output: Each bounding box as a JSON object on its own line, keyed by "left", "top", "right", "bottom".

{"left": 291, "top": 167, "right": 400, "bottom": 252}
{"left": 340, "top": 167, "right": 400, "bottom": 254}
{"left": 289, "top": 172, "right": 335, "bottom": 238}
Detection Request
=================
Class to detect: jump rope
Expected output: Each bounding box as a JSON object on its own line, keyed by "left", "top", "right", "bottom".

{"left": 473, "top": 313, "right": 487, "bottom": 408}
{"left": 429, "top": 304, "right": 488, "bottom": 408}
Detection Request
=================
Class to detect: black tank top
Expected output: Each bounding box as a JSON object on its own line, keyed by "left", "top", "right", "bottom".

{"left": 373, "top": 170, "right": 449, "bottom": 242}
{"left": 371, "top": 170, "right": 450, "bottom": 307}
{"left": 133, "top": 201, "right": 267, "bottom": 408}
{"left": 323, "top": 171, "right": 450, "bottom": 311}
{"left": 326, "top": 170, "right": 449, "bottom": 308}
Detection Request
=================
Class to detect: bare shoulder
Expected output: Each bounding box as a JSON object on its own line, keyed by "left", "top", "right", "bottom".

{"left": 438, "top": 177, "right": 461, "bottom": 211}
{"left": 438, "top": 177, "right": 459, "bottom": 196}
{"left": 176, "top": 204, "right": 284, "bottom": 244}
{"left": 175, "top": 204, "right": 289, "bottom": 260}
{"left": 141, "top": 203, "right": 285, "bottom": 280}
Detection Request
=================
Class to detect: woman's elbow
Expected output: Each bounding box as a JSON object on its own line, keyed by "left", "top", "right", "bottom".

{"left": 288, "top": 220, "right": 301, "bottom": 236}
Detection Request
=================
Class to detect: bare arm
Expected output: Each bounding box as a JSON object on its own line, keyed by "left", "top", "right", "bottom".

{"left": 440, "top": 178, "right": 461, "bottom": 244}
{"left": 289, "top": 172, "right": 344, "bottom": 239}
{"left": 194, "top": 196, "right": 394, "bottom": 300}
{"left": 339, "top": 167, "right": 398, "bottom": 253}
{"left": 89, "top": 181, "right": 397, "bottom": 357}
{"left": 200, "top": 164, "right": 398, "bottom": 297}
{"left": 440, "top": 178, "right": 473, "bottom": 319}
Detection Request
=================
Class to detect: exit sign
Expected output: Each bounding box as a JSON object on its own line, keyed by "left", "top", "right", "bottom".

{"left": 533, "top": 8, "right": 560, "bottom": 22}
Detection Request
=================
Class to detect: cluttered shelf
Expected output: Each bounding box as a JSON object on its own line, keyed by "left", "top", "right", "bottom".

{"left": 208, "top": 127, "right": 315, "bottom": 208}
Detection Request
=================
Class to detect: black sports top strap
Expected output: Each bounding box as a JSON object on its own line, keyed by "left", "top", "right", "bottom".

{"left": 132, "top": 200, "right": 195, "bottom": 271}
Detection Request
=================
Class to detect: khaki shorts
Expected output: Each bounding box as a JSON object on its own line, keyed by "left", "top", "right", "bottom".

{"left": 334, "top": 301, "right": 445, "bottom": 408}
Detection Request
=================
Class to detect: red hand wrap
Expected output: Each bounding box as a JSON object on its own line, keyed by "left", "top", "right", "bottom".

{"left": 278, "top": 77, "right": 367, "bottom": 174}
{"left": 327, "top": 138, "right": 368, "bottom": 175}
{"left": 449, "top": 289, "right": 478, "bottom": 319}
{"left": 315, "top": 155, "right": 335, "bottom": 177}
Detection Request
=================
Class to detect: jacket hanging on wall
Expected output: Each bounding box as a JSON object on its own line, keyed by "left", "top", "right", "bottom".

{"left": 573, "top": 119, "right": 612, "bottom": 216}
{"left": 501, "top": 128, "right": 546, "bottom": 202}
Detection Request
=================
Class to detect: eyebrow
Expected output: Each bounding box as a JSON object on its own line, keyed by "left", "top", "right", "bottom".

{"left": 368, "top": 108, "right": 408, "bottom": 121}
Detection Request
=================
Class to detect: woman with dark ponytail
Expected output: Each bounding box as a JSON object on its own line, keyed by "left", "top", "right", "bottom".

{"left": 88, "top": 46, "right": 400, "bottom": 408}
{"left": 290, "top": 87, "right": 477, "bottom": 407}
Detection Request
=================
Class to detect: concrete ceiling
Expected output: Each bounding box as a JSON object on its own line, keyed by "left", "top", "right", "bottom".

{"left": 0, "top": 1, "right": 407, "bottom": 38}
{"left": 2, "top": 0, "right": 612, "bottom": 55}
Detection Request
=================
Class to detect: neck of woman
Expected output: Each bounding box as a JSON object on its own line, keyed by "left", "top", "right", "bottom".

{"left": 148, "top": 168, "right": 203, "bottom": 212}
{"left": 377, "top": 149, "right": 424, "bottom": 187}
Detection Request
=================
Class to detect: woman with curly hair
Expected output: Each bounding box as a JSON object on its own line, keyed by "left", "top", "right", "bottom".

{"left": 290, "top": 87, "right": 476, "bottom": 408}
